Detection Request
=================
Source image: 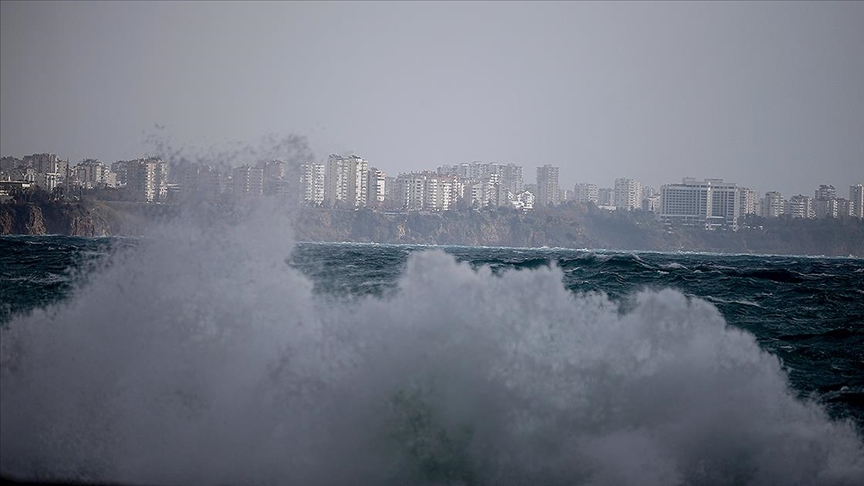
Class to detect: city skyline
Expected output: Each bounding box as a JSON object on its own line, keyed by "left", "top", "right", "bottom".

{"left": 3, "top": 146, "right": 862, "bottom": 203}
{"left": 2, "top": 1, "right": 863, "bottom": 198}
{"left": 4, "top": 150, "right": 862, "bottom": 225}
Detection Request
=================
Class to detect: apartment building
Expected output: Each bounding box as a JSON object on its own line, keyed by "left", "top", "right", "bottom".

{"left": 232, "top": 165, "right": 264, "bottom": 197}
{"left": 300, "top": 163, "right": 326, "bottom": 206}
{"left": 613, "top": 178, "right": 642, "bottom": 211}
{"left": 849, "top": 184, "right": 863, "bottom": 219}
{"left": 788, "top": 194, "right": 814, "bottom": 218}
{"left": 536, "top": 164, "right": 560, "bottom": 207}
{"left": 325, "top": 154, "right": 368, "bottom": 207}
{"left": 573, "top": 183, "right": 599, "bottom": 204}
{"left": 367, "top": 167, "right": 386, "bottom": 206}
{"left": 761, "top": 191, "right": 785, "bottom": 218}
{"left": 126, "top": 157, "right": 169, "bottom": 202}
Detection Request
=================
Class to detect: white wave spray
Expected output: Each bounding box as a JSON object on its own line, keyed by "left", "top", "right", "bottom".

{"left": 1, "top": 201, "right": 863, "bottom": 486}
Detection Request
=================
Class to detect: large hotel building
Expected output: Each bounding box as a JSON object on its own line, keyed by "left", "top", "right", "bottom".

{"left": 659, "top": 178, "right": 741, "bottom": 230}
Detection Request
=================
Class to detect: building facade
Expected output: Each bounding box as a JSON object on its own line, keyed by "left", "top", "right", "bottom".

{"left": 573, "top": 183, "right": 599, "bottom": 204}
{"left": 325, "top": 154, "right": 368, "bottom": 207}
{"left": 536, "top": 164, "right": 560, "bottom": 207}
{"left": 739, "top": 187, "right": 758, "bottom": 216}
{"left": 613, "top": 178, "right": 642, "bottom": 211}
{"left": 300, "top": 163, "right": 325, "bottom": 206}
{"left": 367, "top": 167, "right": 386, "bottom": 206}
{"left": 788, "top": 194, "right": 814, "bottom": 218}
{"left": 850, "top": 184, "right": 864, "bottom": 219}
{"left": 232, "top": 165, "right": 264, "bottom": 197}
{"left": 659, "top": 178, "right": 740, "bottom": 230}
{"left": 125, "top": 157, "right": 169, "bottom": 202}
{"left": 761, "top": 191, "right": 785, "bottom": 218}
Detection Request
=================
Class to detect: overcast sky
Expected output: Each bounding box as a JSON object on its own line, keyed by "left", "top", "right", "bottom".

{"left": 2, "top": 1, "right": 862, "bottom": 197}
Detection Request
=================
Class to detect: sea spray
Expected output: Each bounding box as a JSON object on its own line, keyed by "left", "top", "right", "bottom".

{"left": 1, "top": 202, "right": 863, "bottom": 485}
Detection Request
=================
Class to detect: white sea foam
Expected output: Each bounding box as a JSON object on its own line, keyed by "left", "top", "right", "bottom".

{"left": 1, "top": 201, "right": 863, "bottom": 485}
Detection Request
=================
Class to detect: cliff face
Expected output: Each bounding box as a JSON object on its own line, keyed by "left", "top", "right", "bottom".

{"left": 0, "top": 203, "right": 110, "bottom": 236}
{"left": 1, "top": 204, "right": 45, "bottom": 235}
{"left": 3, "top": 201, "right": 863, "bottom": 257}
{"left": 291, "top": 207, "right": 864, "bottom": 257}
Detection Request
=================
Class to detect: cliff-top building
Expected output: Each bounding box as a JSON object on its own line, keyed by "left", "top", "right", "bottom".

{"left": 849, "top": 184, "right": 863, "bottom": 219}
{"left": 788, "top": 194, "right": 814, "bottom": 219}
{"left": 125, "top": 157, "right": 168, "bottom": 202}
{"left": 613, "top": 178, "right": 642, "bottom": 211}
{"left": 659, "top": 178, "right": 740, "bottom": 230}
{"left": 325, "top": 154, "right": 368, "bottom": 208}
{"left": 536, "top": 164, "right": 560, "bottom": 207}
{"left": 573, "top": 183, "right": 599, "bottom": 205}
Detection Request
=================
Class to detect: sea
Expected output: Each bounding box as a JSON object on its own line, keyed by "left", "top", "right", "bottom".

{"left": 1, "top": 225, "right": 863, "bottom": 484}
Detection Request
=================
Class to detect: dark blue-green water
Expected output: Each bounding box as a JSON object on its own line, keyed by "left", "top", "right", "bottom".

{"left": 2, "top": 234, "right": 863, "bottom": 485}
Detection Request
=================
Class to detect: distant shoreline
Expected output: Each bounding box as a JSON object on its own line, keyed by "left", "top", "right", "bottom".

{"left": 3, "top": 200, "right": 863, "bottom": 257}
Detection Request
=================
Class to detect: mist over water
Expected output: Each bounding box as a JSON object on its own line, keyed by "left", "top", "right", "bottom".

{"left": 2, "top": 200, "right": 863, "bottom": 485}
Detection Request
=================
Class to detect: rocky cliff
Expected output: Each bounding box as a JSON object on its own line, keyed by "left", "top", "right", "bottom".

{"left": 3, "top": 201, "right": 863, "bottom": 257}
{"left": 0, "top": 202, "right": 111, "bottom": 236}
{"left": 291, "top": 206, "right": 864, "bottom": 257}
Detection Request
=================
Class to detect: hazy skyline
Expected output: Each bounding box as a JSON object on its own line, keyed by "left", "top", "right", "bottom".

{"left": 2, "top": 1, "right": 862, "bottom": 197}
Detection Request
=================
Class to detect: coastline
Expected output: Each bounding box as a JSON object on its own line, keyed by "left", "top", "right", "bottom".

{"left": 3, "top": 200, "right": 863, "bottom": 257}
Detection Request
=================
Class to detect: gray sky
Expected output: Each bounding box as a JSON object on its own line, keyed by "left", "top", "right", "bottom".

{"left": 2, "top": 1, "right": 862, "bottom": 197}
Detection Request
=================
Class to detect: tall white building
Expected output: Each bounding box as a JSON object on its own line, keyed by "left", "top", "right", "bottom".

{"left": 849, "top": 184, "right": 863, "bottom": 219}
{"left": 126, "top": 157, "right": 169, "bottom": 202}
{"left": 815, "top": 184, "right": 836, "bottom": 201}
{"left": 394, "top": 172, "right": 422, "bottom": 211}
{"left": 536, "top": 164, "right": 560, "bottom": 207}
{"left": 325, "top": 154, "right": 368, "bottom": 207}
{"left": 367, "top": 167, "right": 386, "bottom": 205}
{"left": 425, "top": 174, "right": 454, "bottom": 211}
{"left": 659, "top": 178, "right": 740, "bottom": 230}
{"left": 739, "top": 187, "right": 757, "bottom": 216}
{"left": 301, "top": 163, "right": 325, "bottom": 206}
{"left": 394, "top": 172, "right": 457, "bottom": 211}
{"left": 497, "top": 163, "right": 524, "bottom": 195}
{"left": 788, "top": 194, "right": 814, "bottom": 218}
{"left": 613, "top": 178, "right": 642, "bottom": 211}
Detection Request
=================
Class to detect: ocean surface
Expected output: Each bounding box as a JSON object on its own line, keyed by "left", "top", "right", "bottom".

{"left": 1, "top": 232, "right": 863, "bottom": 485}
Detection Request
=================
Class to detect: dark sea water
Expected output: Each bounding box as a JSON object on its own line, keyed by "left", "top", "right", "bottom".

{"left": 2, "top": 232, "right": 863, "bottom": 485}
